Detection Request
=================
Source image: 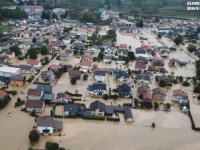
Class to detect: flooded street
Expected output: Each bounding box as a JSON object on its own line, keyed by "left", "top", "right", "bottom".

{"left": 1, "top": 23, "right": 200, "bottom": 150}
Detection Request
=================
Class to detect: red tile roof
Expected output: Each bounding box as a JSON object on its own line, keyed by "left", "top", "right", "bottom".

{"left": 25, "top": 100, "right": 44, "bottom": 108}
{"left": 27, "top": 59, "right": 39, "bottom": 65}
{"left": 119, "top": 44, "right": 127, "bottom": 49}
{"left": 81, "top": 61, "right": 91, "bottom": 67}
{"left": 0, "top": 90, "right": 7, "bottom": 99}
{"left": 27, "top": 89, "right": 43, "bottom": 96}
{"left": 173, "top": 89, "right": 188, "bottom": 99}
{"left": 135, "top": 64, "right": 146, "bottom": 69}
{"left": 83, "top": 54, "right": 93, "bottom": 60}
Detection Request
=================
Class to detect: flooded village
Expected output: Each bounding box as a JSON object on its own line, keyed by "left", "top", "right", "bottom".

{"left": 1, "top": 6, "right": 200, "bottom": 150}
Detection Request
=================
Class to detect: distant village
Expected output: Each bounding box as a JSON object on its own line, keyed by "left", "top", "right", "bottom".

{"left": 1, "top": 4, "right": 200, "bottom": 149}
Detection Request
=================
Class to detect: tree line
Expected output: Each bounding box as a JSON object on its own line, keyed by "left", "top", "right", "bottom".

{"left": 0, "top": 8, "right": 27, "bottom": 21}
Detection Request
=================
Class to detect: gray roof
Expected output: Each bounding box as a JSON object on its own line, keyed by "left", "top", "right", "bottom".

{"left": 94, "top": 70, "right": 106, "bottom": 76}
{"left": 117, "top": 84, "right": 132, "bottom": 97}
{"left": 103, "top": 56, "right": 112, "bottom": 59}
{"left": 37, "top": 116, "right": 63, "bottom": 130}
{"left": 136, "top": 75, "right": 150, "bottom": 81}
{"left": 115, "top": 71, "right": 129, "bottom": 79}
{"left": 10, "top": 75, "right": 25, "bottom": 81}
{"left": 90, "top": 100, "right": 105, "bottom": 112}
{"left": 118, "top": 49, "right": 128, "bottom": 54}
{"left": 41, "top": 94, "right": 54, "bottom": 101}
{"left": 36, "top": 84, "right": 52, "bottom": 94}
{"left": 60, "top": 53, "right": 69, "bottom": 57}
{"left": 19, "top": 64, "right": 33, "bottom": 70}
{"left": 157, "top": 75, "right": 172, "bottom": 82}
{"left": 0, "top": 61, "right": 11, "bottom": 65}
{"left": 87, "top": 83, "right": 106, "bottom": 91}
{"left": 64, "top": 104, "right": 81, "bottom": 114}
{"left": 108, "top": 68, "right": 122, "bottom": 73}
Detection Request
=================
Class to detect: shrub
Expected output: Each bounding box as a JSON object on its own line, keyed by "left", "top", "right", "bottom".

{"left": 182, "top": 81, "right": 190, "bottom": 86}
{"left": 65, "top": 91, "right": 82, "bottom": 97}
{"left": 152, "top": 122, "right": 155, "bottom": 128}
{"left": 134, "top": 98, "right": 139, "bottom": 107}
{"left": 157, "top": 34, "right": 162, "bottom": 38}
{"left": 164, "top": 103, "right": 171, "bottom": 110}
{"left": 71, "top": 77, "right": 77, "bottom": 84}
{"left": 154, "top": 102, "right": 159, "bottom": 109}
{"left": 15, "top": 100, "right": 25, "bottom": 107}
{"left": 71, "top": 98, "right": 81, "bottom": 101}
{"left": 109, "top": 88, "right": 111, "bottom": 96}
{"left": 103, "top": 94, "right": 109, "bottom": 100}
{"left": 112, "top": 89, "right": 118, "bottom": 92}
{"left": 173, "top": 79, "right": 178, "bottom": 84}
{"left": 159, "top": 80, "right": 166, "bottom": 87}
{"left": 170, "top": 47, "right": 176, "bottom": 51}
{"left": 144, "top": 102, "right": 153, "bottom": 109}
{"left": 6, "top": 90, "right": 17, "bottom": 96}
{"left": 187, "top": 44, "right": 197, "bottom": 52}
{"left": 179, "top": 76, "right": 183, "bottom": 82}
{"left": 64, "top": 116, "right": 76, "bottom": 118}
{"left": 107, "top": 117, "right": 120, "bottom": 121}
{"left": 27, "top": 75, "right": 34, "bottom": 82}
{"left": 83, "top": 116, "right": 105, "bottom": 120}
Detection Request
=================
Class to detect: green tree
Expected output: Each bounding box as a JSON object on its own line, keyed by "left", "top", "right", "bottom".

{"left": 61, "top": 10, "right": 68, "bottom": 19}
{"left": 0, "top": 14, "right": 3, "bottom": 21}
{"left": 10, "top": 45, "right": 22, "bottom": 56}
{"left": 59, "top": 148, "right": 66, "bottom": 150}
{"left": 157, "top": 34, "right": 162, "bottom": 38}
{"left": 73, "top": 50, "right": 78, "bottom": 55}
{"left": 173, "top": 36, "right": 182, "bottom": 45}
{"left": 28, "top": 148, "right": 34, "bottom": 150}
{"left": 40, "top": 46, "right": 49, "bottom": 55}
{"left": 32, "top": 37, "right": 36, "bottom": 43}
{"left": 154, "top": 102, "right": 159, "bottom": 109}
{"left": 80, "top": 51, "right": 84, "bottom": 56}
{"left": 127, "top": 51, "right": 135, "bottom": 60}
{"left": 103, "top": 94, "right": 109, "bottom": 100}
{"left": 112, "top": 94, "right": 118, "bottom": 100}
{"left": 182, "top": 81, "right": 190, "bottom": 86}
{"left": 29, "top": 130, "right": 40, "bottom": 143}
{"left": 159, "top": 80, "right": 166, "bottom": 87}
{"left": 136, "top": 19, "right": 143, "bottom": 28}
{"left": 71, "top": 77, "right": 77, "bottom": 84}
{"left": 52, "top": 12, "right": 57, "bottom": 19}
{"left": 155, "top": 17, "right": 159, "bottom": 22}
{"left": 165, "top": 103, "right": 171, "bottom": 110}
{"left": 134, "top": 98, "right": 139, "bottom": 107}
{"left": 45, "top": 141, "right": 59, "bottom": 150}
{"left": 69, "top": 5, "right": 83, "bottom": 20}
{"left": 187, "top": 44, "right": 197, "bottom": 52}
{"left": 63, "top": 65, "right": 68, "bottom": 72}
{"left": 54, "top": 71, "right": 62, "bottom": 79}
{"left": 27, "top": 48, "right": 38, "bottom": 59}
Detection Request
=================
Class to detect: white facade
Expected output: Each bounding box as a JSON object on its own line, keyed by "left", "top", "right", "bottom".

{"left": 172, "top": 96, "right": 188, "bottom": 104}
{"left": 57, "top": 98, "right": 69, "bottom": 103}
{"left": 89, "top": 89, "right": 107, "bottom": 95}
{"left": 116, "top": 60, "right": 125, "bottom": 64}
{"left": 117, "top": 77, "right": 129, "bottom": 83}
{"left": 152, "top": 27, "right": 170, "bottom": 34}
{"left": 28, "top": 62, "right": 41, "bottom": 68}
{"left": 26, "top": 105, "right": 44, "bottom": 112}
{"left": 81, "top": 65, "right": 91, "bottom": 69}
{"left": 0, "top": 67, "right": 21, "bottom": 77}
{"left": 94, "top": 75, "right": 105, "bottom": 82}
{"left": 136, "top": 79, "right": 149, "bottom": 84}
{"left": 37, "top": 126, "right": 53, "bottom": 135}
{"left": 103, "top": 58, "right": 111, "bottom": 63}
{"left": 100, "top": 11, "right": 109, "bottom": 21}
{"left": 5, "top": 53, "right": 15, "bottom": 58}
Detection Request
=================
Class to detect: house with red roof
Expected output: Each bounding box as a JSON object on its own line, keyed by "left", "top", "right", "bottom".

{"left": 119, "top": 44, "right": 127, "bottom": 49}
{"left": 135, "top": 64, "right": 146, "bottom": 73}
{"left": 27, "top": 59, "right": 41, "bottom": 68}
{"left": 5, "top": 51, "right": 15, "bottom": 58}
{"left": 172, "top": 89, "right": 188, "bottom": 104}
{"left": 50, "top": 64, "right": 61, "bottom": 72}
{"left": 81, "top": 61, "right": 92, "bottom": 69}
{"left": 152, "top": 87, "right": 166, "bottom": 100}
{"left": 137, "top": 85, "right": 152, "bottom": 103}
{"left": 82, "top": 54, "right": 93, "bottom": 62}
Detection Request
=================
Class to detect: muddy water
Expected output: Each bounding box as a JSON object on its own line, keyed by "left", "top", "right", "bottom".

{"left": 1, "top": 25, "right": 200, "bottom": 150}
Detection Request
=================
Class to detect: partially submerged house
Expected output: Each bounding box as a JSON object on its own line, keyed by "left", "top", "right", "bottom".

{"left": 168, "top": 58, "right": 188, "bottom": 67}
{"left": 116, "top": 84, "right": 133, "bottom": 98}
{"left": 37, "top": 116, "right": 63, "bottom": 135}
{"left": 115, "top": 71, "right": 129, "bottom": 82}
{"left": 25, "top": 100, "right": 44, "bottom": 112}
{"left": 137, "top": 85, "right": 152, "bottom": 103}
{"left": 172, "top": 89, "right": 188, "bottom": 104}
{"left": 87, "top": 83, "right": 107, "bottom": 95}
{"left": 152, "top": 87, "right": 166, "bottom": 100}
{"left": 56, "top": 93, "right": 72, "bottom": 103}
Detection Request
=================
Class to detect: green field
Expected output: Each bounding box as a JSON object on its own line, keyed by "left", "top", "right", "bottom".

{"left": 0, "top": 25, "right": 12, "bottom": 34}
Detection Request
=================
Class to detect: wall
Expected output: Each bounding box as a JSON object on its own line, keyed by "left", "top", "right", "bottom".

{"left": 10, "top": 80, "right": 24, "bottom": 86}
{"left": 37, "top": 126, "right": 53, "bottom": 134}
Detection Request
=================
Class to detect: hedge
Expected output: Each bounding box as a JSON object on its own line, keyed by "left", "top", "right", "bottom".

{"left": 56, "top": 102, "right": 65, "bottom": 105}
{"left": 14, "top": 100, "right": 25, "bottom": 107}
{"left": 83, "top": 116, "right": 105, "bottom": 120}
{"left": 54, "top": 115, "right": 63, "bottom": 118}
{"left": 107, "top": 117, "right": 120, "bottom": 121}
{"left": 109, "top": 88, "right": 111, "bottom": 97}
{"left": 5, "top": 90, "right": 17, "bottom": 96}
{"left": 65, "top": 91, "right": 82, "bottom": 97}
{"left": 64, "top": 116, "right": 77, "bottom": 118}
{"left": 188, "top": 101, "right": 200, "bottom": 131}
{"left": 72, "top": 98, "right": 81, "bottom": 101}
{"left": 27, "top": 75, "right": 34, "bottom": 82}
{"left": 34, "top": 82, "right": 50, "bottom": 85}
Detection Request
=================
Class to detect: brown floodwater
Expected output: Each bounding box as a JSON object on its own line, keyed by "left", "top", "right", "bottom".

{"left": 1, "top": 23, "right": 200, "bottom": 150}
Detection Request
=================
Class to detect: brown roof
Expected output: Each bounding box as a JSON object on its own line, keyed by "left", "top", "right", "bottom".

{"left": 65, "top": 49, "right": 73, "bottom": 54}
{"left": 25, "top": 100, "right": 44, "bottom": 108}
{"left": 135, "top": 64, "right": 146, "bottom": 69}
{"left": 137, "top": 85, "right": 152, "bottom": 102}
{"left": 119, "top": 44, "right": 127, "bottom": 49}
{"left": 27, "top": 89, "right": 43, "bottom": 96}
{"left": 27, "top": 59, "right": 39, "bottom": 65}
{"left": 152, "top": 87, "right": 166, "bottom": 96}
{"left": 173, "top": 89, "right": 188, "bottom": 99}
{"left": 56, "top": 93, "right": 71, "bottom": 101}
{"left": 0, "top": 90, "right": 7, "bottom": 99}
{"left": 68, "top": 70, "right": 82, "bottom": 77}
{"left": 81, "top": 61, "right": 91, "bottom": 66}
{"left": 5, "top": 51, "right": 14, "bottom": 55}
{"left": 82, "top": 54, "right": 93, "bottom": 60}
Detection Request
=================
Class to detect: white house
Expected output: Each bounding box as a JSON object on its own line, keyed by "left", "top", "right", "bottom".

{"left": 62, "top": 36, "right": 71, "bottom": 45}
{"left": 136, "top": 75, "right": 150, "bottom": 84}
{"left": 87, "top": 46, "right": 99, "bottom": 53}
{"left": 81, "top": 61, "right": 92, "bottom": 69}
{"left": 116, "top": 60, "right": 125, "bottom": 64}
{"left": 27, "top": 59, "right": 41, "bottom": 68}
{"left": 25, "top": 100, "right": 44, "bottom": 112}
{"left": 82, "top": 54, "right": 93, "bottom": 62}
{"left": 37, "top": 116, "right": 63, "bottom": 135}
{"left": 87, "top": 83, "right": 107, "bottom": 95}
{"left": 99, "top": 8, "right": 109, "bottom": 21}
{"left": 0, "top": 67, "right": 21, "bottom": 77}
{"left": 27, "top": 89, "right": 44, "bottom": 100}
{"left": 5, "top": 51, "right": 15, "bottom": 58}
{"left": 115, "top": 71, "right": 130, "bottom": 82}
{"left": 152, "top": 26, "right": 170, "bottom": 34}
{"left": 104, "top": 46, "right": 114, "bottom": 53}
{"left": 172, "top": 89, "right": 188, "bottom": 104}
{"left": 56, "top": 93, "right": 72, "bottom": 103}
{"left": 94, "top": 70, "right": 106, "bottom": 83}
{"left": 103, "top": 56, "right": 112, "bottom": 63}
